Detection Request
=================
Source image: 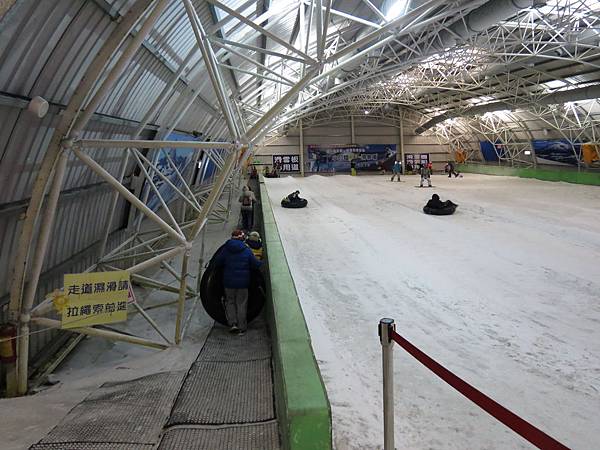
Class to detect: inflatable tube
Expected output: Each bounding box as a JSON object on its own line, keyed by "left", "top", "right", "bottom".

{"left": 281, "top": 198, "right": 308, "bottom": 208}
{"left": 423, "top": 203, "right": 457, "bottom": 215}
{"left": 200, "top": 255, "right": 266, "bottom": 326}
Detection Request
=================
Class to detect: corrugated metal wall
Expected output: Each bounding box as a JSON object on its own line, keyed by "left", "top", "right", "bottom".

{"left": 0, "top": 0, "right": 228, "bottom": 379}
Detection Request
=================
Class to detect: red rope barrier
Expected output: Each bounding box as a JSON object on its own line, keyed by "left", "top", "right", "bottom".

{"left": 390, "top": 330, "right": 570, "bottom": 450}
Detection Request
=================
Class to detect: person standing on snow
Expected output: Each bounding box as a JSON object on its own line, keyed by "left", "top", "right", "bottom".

{"left": 213, "top": 230, "right": 262, "bottom": 335}
{"left": 390, "top": 160, "right": 402, "bottom": 182}
{"left": 238, "top": 185, "right": 256, "bottom": 231}
{"left": 419, "top": 164, "right": 432, "bottom": 187}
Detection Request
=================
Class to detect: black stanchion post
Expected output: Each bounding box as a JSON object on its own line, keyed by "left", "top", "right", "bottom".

{"left": 379, "top": 318, "right": 396, "bottom": 450}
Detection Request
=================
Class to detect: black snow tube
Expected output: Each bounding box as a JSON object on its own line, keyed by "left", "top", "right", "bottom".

{"left": 200, "top": 259, "right": 266, "bottom": 326}
{"left": 281, "top": 198, "right": 308, "bottom": 208}
{"left": 423, "top": 203, "right": 457, "bottom": 215}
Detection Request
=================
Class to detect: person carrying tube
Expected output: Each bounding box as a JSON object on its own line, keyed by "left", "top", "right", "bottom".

{"left": 212, "top": 229, "right": 262, "bottom": 335}
{"left": 238, "top": 185, "right": 256, "bottom": 231}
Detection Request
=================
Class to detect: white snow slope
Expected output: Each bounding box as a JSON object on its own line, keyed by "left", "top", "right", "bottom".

{"left": 264, "top": 173, "right": 600, "bottom": 450}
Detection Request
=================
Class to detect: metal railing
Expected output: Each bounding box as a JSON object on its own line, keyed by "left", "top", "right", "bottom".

{"left": 378, "top": 318, "right": 570, "bottom": 450}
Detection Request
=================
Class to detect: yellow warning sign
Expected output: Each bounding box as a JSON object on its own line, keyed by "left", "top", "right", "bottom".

{"left": 62, "top": 271, "right": 130, "bottom": 329}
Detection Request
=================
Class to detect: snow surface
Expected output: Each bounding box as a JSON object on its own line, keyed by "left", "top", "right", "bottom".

{"left": 264, "top": 173, "right": 600, "bottom": 450}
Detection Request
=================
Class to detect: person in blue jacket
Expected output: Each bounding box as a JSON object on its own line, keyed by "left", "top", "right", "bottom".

{"left": 390, "top": 160, "right": 401, "bottom": 181}
{"left": 212, "top": 229, "right": 263, "bottom": 335}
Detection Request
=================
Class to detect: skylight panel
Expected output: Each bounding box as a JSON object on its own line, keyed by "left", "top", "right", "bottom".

{"left": 385, "top": 0, "right": 408, "bottom": 21}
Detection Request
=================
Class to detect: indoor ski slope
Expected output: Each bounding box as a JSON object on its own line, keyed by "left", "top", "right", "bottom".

{"left": 264, "top": 173, "right": 600, "bottom": 450}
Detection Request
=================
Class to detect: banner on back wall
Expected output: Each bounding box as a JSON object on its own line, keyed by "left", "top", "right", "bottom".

{"left": 145, "top": 132, "right": 199, "bottom": 212}
{"left": 531, "top": 139, "right": 581, "bottom": 166}
{"left": 306, "top": 144, "right": 397, "bottom": 172}
{"left": 273, "top": 154, "right": 300, "bottom": 172}
{"left": 480, "top": 140, "right": 506, "bottom": 162}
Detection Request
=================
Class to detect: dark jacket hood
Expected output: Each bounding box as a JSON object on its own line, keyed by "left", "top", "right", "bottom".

{"left": 225, "top": 239, "right": 248, "bottom": 253}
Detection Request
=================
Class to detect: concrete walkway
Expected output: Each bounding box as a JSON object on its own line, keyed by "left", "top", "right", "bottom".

{"left": 29, "top": 317, "right": 279, "bottom": 450}
{"left": 1, "top": 185, "right": 278, "bottom": 450}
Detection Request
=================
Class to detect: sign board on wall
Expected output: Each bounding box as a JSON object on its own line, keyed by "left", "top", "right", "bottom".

{"left": 62, "top": 271, "right": 130, "bottom": 329}
{"left": 404, "top": 153, "right": 429, "bottom": 169}
{"left": 272, "top": 154, "right": 300, "bottom": 172}
{"left": 306, "top": 144, "right": 396, "bottom": 172}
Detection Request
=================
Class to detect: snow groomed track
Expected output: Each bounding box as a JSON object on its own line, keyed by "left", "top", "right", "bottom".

{"left": 264, "top": 173, "right": 600, "bottom": 450}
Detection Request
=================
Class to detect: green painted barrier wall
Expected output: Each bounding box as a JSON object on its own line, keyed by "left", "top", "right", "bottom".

{"left": 457, "top": 164, "right": 600, "bottom": 186}
{"left": 258, "top": 177, "right": 332, "bottom": 450}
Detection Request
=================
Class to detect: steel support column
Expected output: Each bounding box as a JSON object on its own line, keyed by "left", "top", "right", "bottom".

{"left": 299, "top": 118, "right": 305, "bottom": 176}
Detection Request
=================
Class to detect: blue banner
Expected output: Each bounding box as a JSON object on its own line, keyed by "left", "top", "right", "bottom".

{"left": 532, "top": 139, "right": 581, "bottom": 166}
{"left": 480, "top": 141, "right": 505, "bottom": 162}
{"left": 306, "top": 144, "right": 397, "bottom": 172}
{"left": 146, "top": 132, "right": 198, "bottom": 212}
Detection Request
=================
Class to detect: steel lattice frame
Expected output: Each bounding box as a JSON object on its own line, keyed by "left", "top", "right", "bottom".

{"left": 6, "top": 0, "right": 600, "bottom": 395}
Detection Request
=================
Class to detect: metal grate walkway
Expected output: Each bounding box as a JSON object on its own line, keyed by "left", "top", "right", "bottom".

{"left": 30, "top": 317, "right": 280, "bottom": 450}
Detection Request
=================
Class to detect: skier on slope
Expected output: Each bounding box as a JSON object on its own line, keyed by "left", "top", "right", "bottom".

{"left": 419, "top": 163, "right": 432, "bottom": 187}
{"left": 446, "top": 160, "right": 461, "bottom": 178}
{"left": 390, "top": 160, "right": 401, "bottom": 182}
{"left": 425, "top": 193, "right": 456, "bottom": 209}
{"left": 286, "top": 190, "right": 300, "bottom": 202}
{"left": 423, "top": 193, "right": 458, "bottom": 215}
{"left": 281, "top": 190, "right": 308, "bottom": 208}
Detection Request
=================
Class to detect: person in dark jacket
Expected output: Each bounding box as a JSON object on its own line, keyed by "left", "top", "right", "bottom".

{"left": 446, "top": 160, "right": 461, "bottom": 178}
{"left": 286, "top": 190, "right": 300, "bottom": 202}
{"left": 425, "top": 194, "right": 457, "bottom": 209}
{"left": 426, "top": 194, "right": 444, "bottom": 209}
{"left": 212, "top": 229, "right": 262, "bottom": 335}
